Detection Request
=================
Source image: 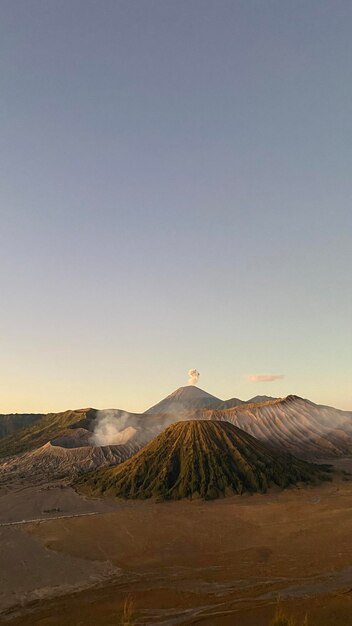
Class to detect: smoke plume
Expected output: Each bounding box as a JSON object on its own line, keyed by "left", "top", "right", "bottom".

{"left": 188, "top": 369, "right": 200, "bottom": 385}
{"left": 91, "top": 410, "right": 137, "bottom": 446}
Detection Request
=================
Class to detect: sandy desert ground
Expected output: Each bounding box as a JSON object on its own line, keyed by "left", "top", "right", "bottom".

{"left": 0, "top": 462, "right": 352, "bottom": 625}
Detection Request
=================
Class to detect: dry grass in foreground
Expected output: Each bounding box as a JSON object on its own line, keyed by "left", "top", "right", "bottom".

{"left": 120, "top": 596, "right": 135, "bottom": 625}
{"left": 271, "top": 605, "right": 309, "bottom": 625}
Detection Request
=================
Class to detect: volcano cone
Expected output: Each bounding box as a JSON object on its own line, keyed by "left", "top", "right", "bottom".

{"left": 77, "top": 420, "right": 329, "bottom": 500}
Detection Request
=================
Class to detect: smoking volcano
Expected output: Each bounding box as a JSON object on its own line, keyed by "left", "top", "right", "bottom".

{"left": 145, "top": 385, "right": 221, "bottom": 414}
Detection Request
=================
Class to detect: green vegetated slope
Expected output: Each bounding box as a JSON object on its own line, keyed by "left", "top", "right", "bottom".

{"left": 77, "top": 420, "right": 329, "bottom": 500}
{"left": 0, "top": 408, "right": 96, "bottom": 458}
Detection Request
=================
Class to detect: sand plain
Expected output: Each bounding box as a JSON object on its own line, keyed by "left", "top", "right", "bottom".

{"left": 0, "top": 461, "right": 351, "bottom": 625}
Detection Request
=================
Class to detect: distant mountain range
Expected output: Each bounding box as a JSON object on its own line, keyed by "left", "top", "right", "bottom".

{"left": 0, "top": 386, "right": 351, "bottom": 485}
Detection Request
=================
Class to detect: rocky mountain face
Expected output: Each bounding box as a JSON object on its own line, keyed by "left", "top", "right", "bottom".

{"left": 192, "top": 395, "right": 352, "bottom": 459}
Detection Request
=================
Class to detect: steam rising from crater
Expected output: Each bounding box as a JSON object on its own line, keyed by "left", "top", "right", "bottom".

{"left": 91, "top": 410, "right": 137, "bottom": 446}
{"left": 188, "top": 369, "right": 200, "bottom": 385}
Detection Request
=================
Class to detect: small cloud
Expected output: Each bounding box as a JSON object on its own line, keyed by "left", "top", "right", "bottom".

{"left": 247, "top": 374, "right": 285, "bottom": 383}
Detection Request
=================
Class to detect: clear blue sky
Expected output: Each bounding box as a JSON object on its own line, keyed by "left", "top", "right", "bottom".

{"left": 1, "top": 0, "right": 351, "bottom": 412}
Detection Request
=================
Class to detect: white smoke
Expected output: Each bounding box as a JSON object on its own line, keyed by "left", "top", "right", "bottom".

{"left": 91, "top": 410, "right": 137, "bottom": 446}
{"left": 188, "top": 369, "right": 200, "bottom": 385}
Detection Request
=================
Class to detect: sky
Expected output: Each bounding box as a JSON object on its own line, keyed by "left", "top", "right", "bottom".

{"left": 1, "top": 0, "right": 351, "bottom": 413}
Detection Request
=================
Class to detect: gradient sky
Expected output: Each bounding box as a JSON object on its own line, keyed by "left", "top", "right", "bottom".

{"left": 1, "top": 0, "right": 351, "bottom": 413}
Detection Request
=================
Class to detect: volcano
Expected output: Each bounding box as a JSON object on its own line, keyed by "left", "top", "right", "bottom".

{"left": 77, "top": 420, "right": 328, "bottom": 500}
{"left": 145, "top": 385, "right": 222, "bottom": 414}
